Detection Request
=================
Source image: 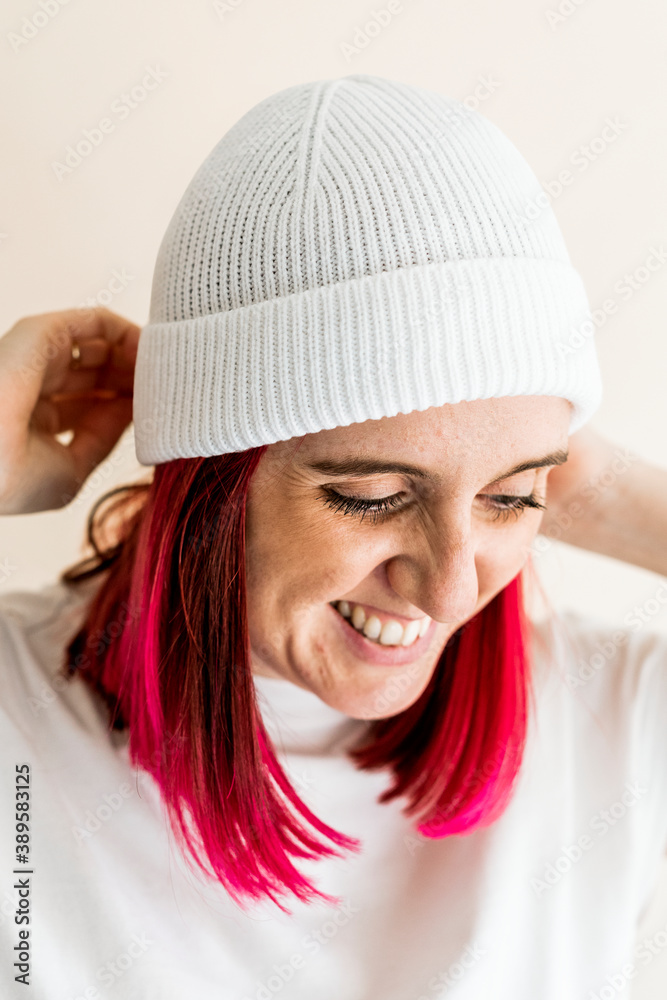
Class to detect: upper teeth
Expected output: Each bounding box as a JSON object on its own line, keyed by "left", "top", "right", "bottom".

{"left": 332, "top": 601, "right": 431, "bottom": 647}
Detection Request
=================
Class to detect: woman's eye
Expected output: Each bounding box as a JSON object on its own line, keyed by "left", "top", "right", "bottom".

{"left": 482, "top": 493, "right": 547, "bottom": 522}
{"left": 319, "top": 488, "right": 404, "bottom": 524}
{"left": 319, "top": 487, "right": 547, "bottom": 525}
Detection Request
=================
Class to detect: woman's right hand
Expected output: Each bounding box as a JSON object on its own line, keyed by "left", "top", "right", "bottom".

{"left": 0, "top": 307, "right": 140, "bottom": 515}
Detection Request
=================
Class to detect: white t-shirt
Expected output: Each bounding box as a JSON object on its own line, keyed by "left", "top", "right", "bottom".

{"left": 1, "top": 578, "right": 667, "bottom": 1000}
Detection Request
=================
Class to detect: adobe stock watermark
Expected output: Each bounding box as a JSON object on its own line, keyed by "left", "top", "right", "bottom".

{"left": 0, "top": 557, "right": 18, "bottom": 587}
{"left": 404, "top": 743, "right": 508, "bottom": 856}
{"left": 340, "top": 1, "right": 409, "bottom": 62}
{"left": 416, "top": 941, "right": 487, "bottom": 999}
{"left": 372, "top": 658, "right": 423, "bottom": 716}
{"left": 563, "top": 628, "right": 629, "bottom": 692}
{"left": 513, "top": 116, "right": 628, "bottom": 226}
{"left": 564, "top": 580, "right": 667, "bottom": 691}
{"left": 13, "top": 307, "right": 98, "bottom": 384}
{"left": 71, "top": 782, "right": 134, "bottom": 846}
{"left": 531, "top": 445, "right": 640, "bottom": 559}
{"left": 8, "top": 0, "right": 76, "bottom": 54}
{"left": 27, "top": 599, "right": 143, "bottom": 717}
{"left": 225, "top": 103, "right": 296, "bottom": 162}
{"left": 282, "top": 766, "right": 316, "bottom": 795}
{"left": 589, "top": 919, "right": 667, "bottom": 999}
{"left": 401, "top": 268, "right": 483, "bottom": 352}
{"left": 60, "top": 432, "right": 137, "bottom": 510}
{"left": 545, "top": 0, "right": 591, "bottom": 30}
{"left": 555, "top": 246, "right": 667, "bottom": 360}
{"left": 339, "top": 0, "right": 503, "bottom": 124}
{"left": 241, "top": 899, "right": 360, "bottom": 1000}
{"left": 364, "top": 615, "right": 478, "bottom": 720}
{"left": 624, "top": 582, "right": 667, "bottom": 632}
{"left": 51, "top": 65, "right": 168, "bottom": 181}
{"left": 78, "top": 267, "right": 135, "bottom": 310}
{"left": 530, "top": 780, "right": 648, "bottom": 897}
{"left": 62, "top": 932, "right": 154, "bottom": 998}
{"left": 212, "top": 0, "right": 247, "bottom": 16}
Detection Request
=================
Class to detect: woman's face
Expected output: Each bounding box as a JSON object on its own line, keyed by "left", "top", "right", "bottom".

{"left": 245, "top": 395, "right": 571, "bottom": 719}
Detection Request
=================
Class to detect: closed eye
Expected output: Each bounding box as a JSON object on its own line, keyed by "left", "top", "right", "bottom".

{"left": 484, "top": 493, "right": 547, "bottom": 522}
{"left": 319, "top": 488, "right": 546, "bottom": 525}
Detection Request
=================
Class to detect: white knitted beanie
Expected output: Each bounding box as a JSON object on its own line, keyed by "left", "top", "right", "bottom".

{"left": 133, "top": 73, "right": 603, "bottom": 465}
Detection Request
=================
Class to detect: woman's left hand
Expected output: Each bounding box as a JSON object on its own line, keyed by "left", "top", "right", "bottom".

{"left": 538, "top": 426, "right": 633, "bottom": 541}
{"left": 536, "top": 425, "right": 667, "bottom": 576}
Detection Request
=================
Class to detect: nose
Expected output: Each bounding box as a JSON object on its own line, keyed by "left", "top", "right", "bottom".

{"left": 384, "top": 515, "right": 480, "bottom": 625}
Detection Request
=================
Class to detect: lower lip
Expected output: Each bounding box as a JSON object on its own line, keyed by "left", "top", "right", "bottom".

{"left": 327, "top": 603, "right": 437, "bottom": 667}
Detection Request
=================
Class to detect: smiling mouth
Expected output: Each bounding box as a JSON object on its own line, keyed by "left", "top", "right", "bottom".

{"left": 329, "top": 600, "right": 431, "bottom": 647}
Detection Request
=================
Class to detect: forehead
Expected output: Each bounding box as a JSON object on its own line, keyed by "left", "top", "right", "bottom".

{"left": 279, "top": 395, "right": 572, "bottom": 481}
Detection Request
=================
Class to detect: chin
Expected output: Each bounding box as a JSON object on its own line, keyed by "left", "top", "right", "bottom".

{"left": 321, "top": 669, "right": 432, "bottom": 721}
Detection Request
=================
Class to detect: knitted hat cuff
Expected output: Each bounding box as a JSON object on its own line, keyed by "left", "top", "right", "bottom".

{"left": 133, "top": 255, "right": 602, "bottom": 464}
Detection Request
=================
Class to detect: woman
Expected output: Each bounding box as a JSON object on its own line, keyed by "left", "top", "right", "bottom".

{"left": 2, "top": 73, "right": 667, "bottom": 999}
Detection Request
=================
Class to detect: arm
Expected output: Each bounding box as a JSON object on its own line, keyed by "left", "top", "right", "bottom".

{"left": 539, "top": 427, "right": 667, "bottom": 577}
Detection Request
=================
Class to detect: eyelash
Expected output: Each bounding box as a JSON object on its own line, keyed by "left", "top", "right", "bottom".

{"left": 319, "top": 488, "right": 547, "bottom": 525}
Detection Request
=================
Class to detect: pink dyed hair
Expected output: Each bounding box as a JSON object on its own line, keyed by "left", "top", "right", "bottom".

{"left": 61, "top": 446, "right": 537, "bottom": 915}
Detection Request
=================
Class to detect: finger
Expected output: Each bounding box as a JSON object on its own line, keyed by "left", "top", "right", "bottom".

{"left": 31, "top": 392, "right": 122, "bottom": 435}
{"left": 0, "top": 307, "right": 141, "bottom": 422}
{"left": 106, "top": 321, "right": 139, "bottom": 371}
{"left": 95, "top": 363, "right": 136, "bottom": 396}
{"left": 41, "top": 309, "right": 140, "bottom": 394}
{"left": 66, "top": 395, "right": 134, "bottom": 482}
{"left": 63, "top": 337, "right": 111, "bottom": 370}
{"left": 30, "top": 398, "right": 61, "bottom": 436}
{"left": 43, "top": 367, "right": 112, "bottom": 400}
{"left": 45, "top": 328, "right": 136, "bottom": 399}
{"left": 48, "top": 389, "right": 122, "bottom": 405}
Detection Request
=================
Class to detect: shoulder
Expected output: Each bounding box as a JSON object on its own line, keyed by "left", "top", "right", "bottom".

{"left": 525, "top": 609, "right": 667, "bottom": 890}
{"left": 528, "top": 607, "right": 667, "bottom": 767}
{"left": 0, "top": 576, "right": 97, "bottom": 667}
{"left": 529, "top": 607, "right": 667, "bottom": 702}
{"left": 0, "top": 575, "right": 104, "bottom": 727}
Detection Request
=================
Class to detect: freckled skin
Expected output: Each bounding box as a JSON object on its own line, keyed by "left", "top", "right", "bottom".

{"left": 245, "top": 395, "right": 571, "bottom": 720}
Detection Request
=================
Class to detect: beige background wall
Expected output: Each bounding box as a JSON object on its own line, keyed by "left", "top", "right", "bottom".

{"left": 1, "top": 0, "right": 666, "bottom": 992}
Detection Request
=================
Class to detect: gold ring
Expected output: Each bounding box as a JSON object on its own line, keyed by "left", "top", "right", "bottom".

{"left": 70, "top": 340, "right": 82, "bottom": 370}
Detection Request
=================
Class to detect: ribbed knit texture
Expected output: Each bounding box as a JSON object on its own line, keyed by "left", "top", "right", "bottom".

{"left": 133, "top": 73, "right": 603, "bottom": 465}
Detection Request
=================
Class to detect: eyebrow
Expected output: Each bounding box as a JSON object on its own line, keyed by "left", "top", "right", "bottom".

{"left": 302, "top": 449, "right": 569, "bottom": 485}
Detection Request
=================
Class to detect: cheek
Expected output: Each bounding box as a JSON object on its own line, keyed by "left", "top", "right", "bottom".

{"left": 245, "top": 510, "right": 360, "bottom": 642}
{"left": 476, "top": 514, "right": 541, "bottom": 587}
{"left": 248, "top": 499, "right": 380, "bottom": 599}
